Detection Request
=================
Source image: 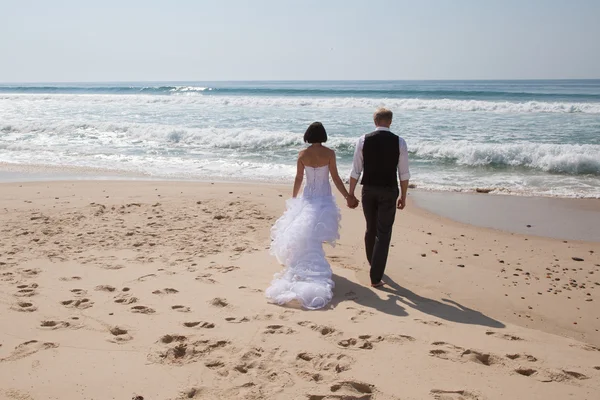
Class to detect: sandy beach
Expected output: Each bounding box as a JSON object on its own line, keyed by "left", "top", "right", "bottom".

{"left": 1, "top": 180, "right": 599, "bottom": 400}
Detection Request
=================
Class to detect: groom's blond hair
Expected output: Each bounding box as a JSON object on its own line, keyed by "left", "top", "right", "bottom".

{"left": 373, "top": 108, "right": 393, "bottom": 124}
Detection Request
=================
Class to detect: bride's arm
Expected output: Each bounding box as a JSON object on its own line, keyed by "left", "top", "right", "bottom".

{"left": 292, "top": 154, "right": 304, "bottom": 198}
{"left": 329, "top": 150, "right": 351, "bottom": 201}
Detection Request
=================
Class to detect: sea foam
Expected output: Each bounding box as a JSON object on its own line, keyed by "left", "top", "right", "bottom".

{"left": 2, "top": 93, "right": 599, "bottom": 114}
{"left": 411, "top": 141, "right": 600, "bottom": 175}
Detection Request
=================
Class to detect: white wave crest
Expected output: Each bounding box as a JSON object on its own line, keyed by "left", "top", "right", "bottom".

{"left": 170, "top": 86, "right": 210, "bottom": 93}
{"left": 3, "top": 120, "right": 599, "bottom": 176}
{"left": 0, "top": 120, "right": 358, "bottom": 154}
{"left": 2, "top": 93, "right": 600, "bottom": 114}
{"left": 412, "top": 141, "right": 600, "bottom": 175}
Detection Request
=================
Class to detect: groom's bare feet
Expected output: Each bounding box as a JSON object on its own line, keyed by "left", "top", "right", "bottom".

{"left": 371, "top": 280, "right": 386, "bottom": 288}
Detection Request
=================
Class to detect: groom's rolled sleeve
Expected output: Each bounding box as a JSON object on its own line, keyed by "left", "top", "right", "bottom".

{"left": 349, "top": 136, "right": 365, "bottom": 180}
{"left": 398, "top": 138, "right": 411, "bottom": 181}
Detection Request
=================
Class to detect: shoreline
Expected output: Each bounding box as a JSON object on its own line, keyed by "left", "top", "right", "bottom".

{"left": 2, "top": 170, "right": 599, "bottom": 242}
{"left": 1, "top": 161, "right": 599, "bottom": 199}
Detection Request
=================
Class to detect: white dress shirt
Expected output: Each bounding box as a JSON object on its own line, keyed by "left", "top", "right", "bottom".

{"left": 349, "top": 126, "right": 411, "bottom": 182}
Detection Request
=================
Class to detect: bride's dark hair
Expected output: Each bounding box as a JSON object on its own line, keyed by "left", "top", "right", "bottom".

{"left": 303, "top": 122, "right": 327, "bottom": 143}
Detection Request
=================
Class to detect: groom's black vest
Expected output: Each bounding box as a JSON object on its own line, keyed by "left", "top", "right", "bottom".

{"left": 361, "top": 130, "right": 400, "bottom": 188}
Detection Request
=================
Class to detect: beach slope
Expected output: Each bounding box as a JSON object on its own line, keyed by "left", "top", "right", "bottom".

{"left": 1, "top": 181, "right": 599, "bottom": 400}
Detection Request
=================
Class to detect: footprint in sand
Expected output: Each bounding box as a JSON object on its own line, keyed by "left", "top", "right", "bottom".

{"left": 59, "top": 276, "right": 82, "bottom": 282}
{"left": 205, "top": 360, "right": 226, "bottom": 370}
{"left": 429, "top": 343, "right": 498, "bottom": 367}
{"left": 15, "top": 283, "right": 38, "bottom": 290}
{"left": 296, "top": 352, "right": 354, "bottom": 373}
{"left": 196, "top": 274, "right": 217, "bottom": 284}
{"left": 225, "top": 317, "right": 250, "bottom": 324}
{"left": 209, "top": 265, "right": 240, "bottom": 274}
{"left": 131, "top": 305, "right": 155, "bottom": 314}
{"left": 538, "top": 370, "right": 590, "bottom": 382}
{"left": 297, "top": 370, "right": 325, "bottom": 383}
{"left": 297, "top": 321, "right": 337, "bottom": 336}
{"left": 430, "top": 343, "right": 460, "bottom": 359}
{"left": 230, "top": 347, "right": 289, "bottom": 382}
{"left": 152, "top": 288, "right": 179, "bottom": 295}
{"left": 238, "top": 346, "right": 264, "bottom": 363}
{"left": 101, "top": 264, "right": 125, "bottom": 270}
{"left": 11, "top": 302, "right": 37, "bottom": 312}
{"left": 430, "top": 389, "right": 482, "bottom": 399}
{"left": 343, "top": 290, "right": 359, "bottom": 300}
{"left": 380, "top": 334, "right": 417, "bottom": 344}
{"left": 183, "top": 321, "right": 215, "bottom": 329}
{"left": 338, "top": 336, "right": 375, "bottom": 350}
{"left": 20, "top": 268, "right": 41, "bottom": 277}
{"left": 263, "top": 325, "right": 295, "bottom": 334}
{"left": 250, "top": 313, "right": 275, "bottom": 322}
{"left": 40, "top": 320, "right": 73, "bottom": 330}
{"left": 485, "top": 331, "right": 523, "bottom": 341}
{"left": 0, "top": 389, "right": 35, "bottom": 399}
{"left": 160, "top": 334, "right": 188, "bottom": 344}
{"left": 172, "top": 305, "right": 191, "bottom": 313}
{"left": 430, "top": 343, "right": 585, "bottom": 383}
{"left": 346, "top": 307, "right": 374, "bottom": 323}
{"left": 0, "top": 340, "right": 58, "bottom": 362}
{"left": 95, "top": 285, "right": 116, "bottom": 292}
{"left": 514, "top": 368, "right": 538, "bottom": 377}
{"left": 338, "top": 334, "right": 415, "bottom": 350}
{"left": 209, "top": 298, "right": 229, "bottom": 308}
{"left": 176, "top": 388, "right": 205, "bottom": 399}
{"left": 114, "top": 295, "right": 139, "bottom": 305}
{"left": 14, "top": 283, "right": 38, "bottom": 297}
{"left": 151, "top": 335, "right": 230, "bottom": 366}
{"left": 309, "top": 380, "right": 375, "bottom": 400}
{"left": 570, "top": 343, "right": 600, "bottom": 352}
{"left": 415, "top": 318, "right": 445, "bottom": 327}
{"left": 232, "top": 358, "right": 259, "bottom": 375}
{"left": 204, "top": 347, "right": 264, "bottom": 376}
{"left": 506, "top": 353, "right": 537, "bottom": 362}
{"left": 461, "top": 349, "right": 498, "bottom": 366}
{"left": 1, "top": 272, "right": 15, "bottom": 282}
{"left": 61, "top": 298, "right": 93, "bottom": 309}
{"left": 108, "top": 326, "right": 133, "bottom": 343}
{"left": 279, "top": 310, "right": 296, "bottom": 319}
{"left": 238, "top": 286, "right": 263, "bottom": 293}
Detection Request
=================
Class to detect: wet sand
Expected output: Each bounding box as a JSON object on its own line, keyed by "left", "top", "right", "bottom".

{"left": 411, "top": 191, "right": 600, "bottom": 242}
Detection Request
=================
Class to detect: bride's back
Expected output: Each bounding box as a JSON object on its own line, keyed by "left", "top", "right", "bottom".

{"left": 300, "top": 145, "right": 333, "bottom": 168}
{"left": 301, "top": 145, "right": 334, "bottom": 198}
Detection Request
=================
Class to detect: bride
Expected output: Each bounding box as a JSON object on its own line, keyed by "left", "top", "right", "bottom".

{"left": 266, "top": 122, "right": 358, "bottom": 310}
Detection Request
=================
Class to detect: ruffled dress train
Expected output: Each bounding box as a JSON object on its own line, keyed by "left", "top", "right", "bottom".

{"left": 266, "top": 165, "right": 341, "bottom": 310}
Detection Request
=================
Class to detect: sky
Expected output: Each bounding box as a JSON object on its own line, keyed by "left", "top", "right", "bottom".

{"left": 1, "top": 0, "right": 599, "bottom": 82}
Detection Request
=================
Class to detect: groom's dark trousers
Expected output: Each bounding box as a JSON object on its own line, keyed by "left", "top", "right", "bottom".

{"left": 361, "top": 185, "right": 398, "bottom": 284}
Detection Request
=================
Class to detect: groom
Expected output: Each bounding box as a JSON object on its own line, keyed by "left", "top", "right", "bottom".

{"left": 347, "top": 108, "right": 410, "bottom": 288}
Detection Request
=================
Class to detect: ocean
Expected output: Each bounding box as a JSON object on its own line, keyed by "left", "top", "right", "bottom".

{"left": 1, "top": 80, "right": 599, "bottom": 198}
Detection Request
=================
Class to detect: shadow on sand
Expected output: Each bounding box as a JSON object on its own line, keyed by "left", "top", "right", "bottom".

{"left": 332, "top": 274, "right": 505, "bottom": 329}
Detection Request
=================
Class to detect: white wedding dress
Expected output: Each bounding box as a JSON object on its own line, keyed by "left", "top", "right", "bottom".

{"left": 266, "top": 165, "right": 341, "bottom": 310}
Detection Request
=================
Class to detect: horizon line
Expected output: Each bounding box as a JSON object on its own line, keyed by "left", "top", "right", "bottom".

{"left": 2, "top": 78, "right": 600, "bottom": 85}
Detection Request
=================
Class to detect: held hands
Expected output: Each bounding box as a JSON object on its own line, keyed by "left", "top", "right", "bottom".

{"left": 346, "top": 194, "right": 359, "bottom": 209}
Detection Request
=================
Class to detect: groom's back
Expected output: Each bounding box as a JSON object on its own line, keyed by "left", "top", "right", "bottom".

{"left": 361, "top": 130, "right": 400, "bottom": 187}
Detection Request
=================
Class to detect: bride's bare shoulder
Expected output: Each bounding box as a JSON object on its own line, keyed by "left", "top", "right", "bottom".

{"left": 297, "top": 148, "right": 307, "bottom": 161}
{"left": 323, "top": 146, "right": 336, "bottom": 157}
